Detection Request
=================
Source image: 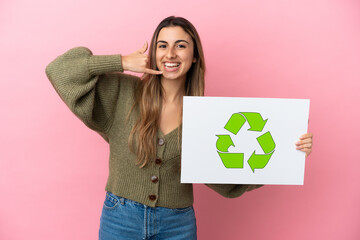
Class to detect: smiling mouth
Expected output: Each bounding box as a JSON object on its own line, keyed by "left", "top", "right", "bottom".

{"left": 164, "top": 62, "right": 181, "bottom": 72}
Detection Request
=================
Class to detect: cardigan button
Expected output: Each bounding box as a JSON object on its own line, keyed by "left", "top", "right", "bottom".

{"left": 149, "top": 195, "right": 157, "bottom": 201}
{"left": 151, "top": 176, "right": 159, "bottom": 183}
{"left": 158, "top": 138, "right": 165, "bottom": 146}
{"left": 155, "top": 158, "right": 162, "bottom": 164}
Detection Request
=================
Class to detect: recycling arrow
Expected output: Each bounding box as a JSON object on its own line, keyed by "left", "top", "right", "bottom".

{"left": 217, "top": 152, "right": 244, "bottom": 168}
{"left": 216, "top": 135, "right": 234, "bottom": 152}
{"left": 248, "top": 151, "right": 274, "bottom": 172}
{"left": 224, "top": 112, "right": 268, "bottom": 134}
{"left": 247, "top": 131, "right": 275, "bottom": 172}
{"left": 216, "top": 112, "right": 276, "bottom": 173}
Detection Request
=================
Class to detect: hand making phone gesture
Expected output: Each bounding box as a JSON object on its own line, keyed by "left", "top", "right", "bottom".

{"left": 122, "top": 42, "right": 162, "bottom": 75}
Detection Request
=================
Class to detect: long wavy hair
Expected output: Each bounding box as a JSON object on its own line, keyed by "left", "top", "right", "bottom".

{"left": 128, "top": 16, "right": 205, "bottom": 168}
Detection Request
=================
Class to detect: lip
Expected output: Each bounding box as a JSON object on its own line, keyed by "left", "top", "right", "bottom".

{"left": 163, "top": 61, "right": 181, "bottom": 72}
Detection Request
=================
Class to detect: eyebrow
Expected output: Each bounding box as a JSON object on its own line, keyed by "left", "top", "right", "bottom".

{"left": 156, "top": 40, "right": 190, "bottom": 44}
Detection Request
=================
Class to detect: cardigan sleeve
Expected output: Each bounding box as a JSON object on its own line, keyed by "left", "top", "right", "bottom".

{"left": 45, "top": 47, "right": 130, "bottom": 139}
{"left": 205, "top": 184, "right": 264, "bottom": 198}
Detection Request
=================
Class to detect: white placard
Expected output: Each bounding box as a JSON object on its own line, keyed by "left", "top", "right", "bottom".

{"left": 181, "top": 96, "right": 310, "bottom": 185}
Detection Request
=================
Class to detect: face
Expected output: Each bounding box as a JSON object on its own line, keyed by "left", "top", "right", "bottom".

{"left": 155, "top": 26, "right": 196, "bottom": 82}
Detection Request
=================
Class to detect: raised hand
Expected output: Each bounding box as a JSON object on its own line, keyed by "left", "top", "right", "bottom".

{"left": 122, "top": 42, "right": 162, "bottom": 75}
{"left": 296, "top": 133, "right": 313, "bottom": 157}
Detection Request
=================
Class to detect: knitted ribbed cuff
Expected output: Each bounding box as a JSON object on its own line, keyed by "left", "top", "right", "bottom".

{"left": 88, "top": 54, "right": 123, "bottom": 76}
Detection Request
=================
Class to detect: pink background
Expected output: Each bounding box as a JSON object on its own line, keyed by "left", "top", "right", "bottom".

{"left": 1, "top": 0, "right": 359, "bottom": 239}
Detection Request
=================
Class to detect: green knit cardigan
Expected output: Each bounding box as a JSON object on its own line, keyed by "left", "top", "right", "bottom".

{"left": 45, "top": 47, "right": 262, "bottom": 208}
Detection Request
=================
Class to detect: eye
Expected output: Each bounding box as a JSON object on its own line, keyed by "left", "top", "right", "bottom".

{"left": 177, "top": 44, "right": 186, "bottom": 49}
{"left": 158, "top": 44, "right": 167, "bottom": 49}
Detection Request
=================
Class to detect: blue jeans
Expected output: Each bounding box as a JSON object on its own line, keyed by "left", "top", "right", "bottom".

{"left": 99, "top": 192, "right": 197, "bottom": 240}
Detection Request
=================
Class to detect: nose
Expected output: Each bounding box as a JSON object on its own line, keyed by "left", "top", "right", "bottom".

{"left": 165, "top": 47, "right": 176, "bottom": 59}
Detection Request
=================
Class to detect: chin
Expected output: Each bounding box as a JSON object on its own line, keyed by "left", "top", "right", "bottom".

{"left": 162, "top": 73, "right": 184, "bottom": 81}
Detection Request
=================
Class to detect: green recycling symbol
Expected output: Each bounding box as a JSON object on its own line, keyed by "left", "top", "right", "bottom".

{"left": 216, "top": 112, "right": 276, "bottom": 172}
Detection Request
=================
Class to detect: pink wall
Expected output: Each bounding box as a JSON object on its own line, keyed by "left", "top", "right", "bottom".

{"left": 1, "top": 0, "right": 359, "bottom": 239}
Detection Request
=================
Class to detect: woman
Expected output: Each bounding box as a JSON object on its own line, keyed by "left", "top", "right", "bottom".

{"left": 46, "top": 16, "right": 313, "bottom": 240}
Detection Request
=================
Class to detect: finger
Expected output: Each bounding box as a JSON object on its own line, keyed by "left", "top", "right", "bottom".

{"left": 296, "top": 138, "right": 312, "bottom": 145}
{"left": 144, "top": 68, "right": 162, "bottom": 75}
{"left": 298, "top": 146, "right": 312, "bottom": 151}
{"left": 299, "top": 133, "right": 313, "bottom": 140}
{"left": 296, "top": 143, "right": 312, "bottom": 150}
{"left": 139, "top": 41, "right": 148, "bottom": 54}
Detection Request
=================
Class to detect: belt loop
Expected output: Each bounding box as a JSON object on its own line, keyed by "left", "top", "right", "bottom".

{"left": 120, "top": 197, "right": 125, "bottom": 205}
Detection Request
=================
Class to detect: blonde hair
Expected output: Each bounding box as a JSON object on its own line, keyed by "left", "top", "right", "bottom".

{"left": 128, "top": 16, "right": 206, "bottom": 167}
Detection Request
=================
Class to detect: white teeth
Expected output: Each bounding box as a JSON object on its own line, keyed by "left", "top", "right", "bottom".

{"left": 164, "top": 63, "right": 180, "bottom": 67}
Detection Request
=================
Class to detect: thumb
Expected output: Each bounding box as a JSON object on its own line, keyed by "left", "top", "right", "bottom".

{"left": 139, "top": 41, "right": 148, "bottom": 53}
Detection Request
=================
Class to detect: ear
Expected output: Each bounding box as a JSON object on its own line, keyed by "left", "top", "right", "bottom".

{"left": 192, "top": 57, "right": 197, "bottom": 63}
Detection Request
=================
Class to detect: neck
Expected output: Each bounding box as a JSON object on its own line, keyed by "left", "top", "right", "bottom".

{"left": 161, "top": 77, "right": 186, "bottom": 103}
